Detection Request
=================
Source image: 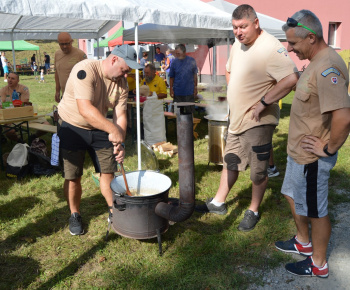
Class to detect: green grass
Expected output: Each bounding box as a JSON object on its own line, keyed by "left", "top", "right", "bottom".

{"left": 0, "top": 77, "right": 349, "bottom": 289}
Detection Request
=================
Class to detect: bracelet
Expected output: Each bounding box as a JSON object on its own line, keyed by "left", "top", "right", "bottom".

{"left": 260, "top": 96, "right": 269, "bottom": 107}
{"left": 323, "top": 144, "right": 337, "bottom": 157}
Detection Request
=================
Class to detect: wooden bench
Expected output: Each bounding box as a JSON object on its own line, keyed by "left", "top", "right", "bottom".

{"left": 21, "top": 122, "right": 57, "bottom": 133}
{"left": 164, "top": 112, "right": 201, "bottom": 139}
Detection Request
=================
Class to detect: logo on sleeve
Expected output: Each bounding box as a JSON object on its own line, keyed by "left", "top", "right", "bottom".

{"left": 77, "top": 70, "right": 87, "bottom": 80}
{"left": 331, "top": 77, "right": 338, "bottom": 84}
{"left": 277, "top": 47, "right": 288, "bottom": 56}
{"left": 321, "top": 67, "right": 340, "bottom": 77}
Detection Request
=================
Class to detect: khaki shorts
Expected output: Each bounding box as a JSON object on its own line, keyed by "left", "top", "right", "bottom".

{"left": 223, "top": 125, "right": 275, "bottom": 183}
{"left": 58, "top": 121, "right": 118, "bottom": 180}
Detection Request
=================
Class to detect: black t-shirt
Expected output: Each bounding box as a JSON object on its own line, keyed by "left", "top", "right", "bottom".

{"left": 45, "top": 54, "right": 50, "bottom": 64}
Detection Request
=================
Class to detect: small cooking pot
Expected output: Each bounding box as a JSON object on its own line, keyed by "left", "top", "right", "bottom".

{"left": 110, "top": 170, "right": 172, "bottom": 239}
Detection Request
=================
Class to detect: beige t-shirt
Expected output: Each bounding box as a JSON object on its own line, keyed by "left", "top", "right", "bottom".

{"left": 0, "top": 84, "right": 30, "bottom": 102}
{"left": 54, "top": 46, "right": 87, "bottom": 94}
{"left": 226, "top": 31, "right": 297, "bottom": 134}
{"left": 58, "top": 59, "right": 128, "bottom": 130}
{"left": 288, "top": 47, "right": 350, "bottom": 164}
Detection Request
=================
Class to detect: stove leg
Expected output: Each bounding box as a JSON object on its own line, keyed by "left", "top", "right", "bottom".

{"left": 105, "top": 221, "right": 112, "bottom": 241}
{"left": 156, "top": 228, "right": 163, "bottom": 256}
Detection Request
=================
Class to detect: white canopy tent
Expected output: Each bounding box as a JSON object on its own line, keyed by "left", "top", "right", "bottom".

{"left": 123, "top": 0, "right": 286, "bottom": 83}
{"left": 0, "top": 0, "right": 232, "bottom": 169}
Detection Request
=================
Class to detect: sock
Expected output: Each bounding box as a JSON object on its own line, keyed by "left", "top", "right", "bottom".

{"left": 311, "top": 256, "right": 326, "bottom": 269}
{"left": 210, "top": 198, "right": 224, "bottom": 207}
{"left": 269, "top": 165, "right": 275, "bottom": 169}
{"left": 253, "top": 211, "right": 259, "bottom": 216}
{"left": 295, "top": 235, "right": 309, "bottom": 246}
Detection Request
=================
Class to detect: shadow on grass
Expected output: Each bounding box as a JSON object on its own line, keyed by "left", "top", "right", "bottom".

{"left": 0, "top": 255, "right": 40, "bottom": 288}
{"left": 0, "top": 196, "right": 41, "bottom": 222}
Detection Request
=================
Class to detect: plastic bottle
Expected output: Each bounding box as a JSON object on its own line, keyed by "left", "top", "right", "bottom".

{"left": 12, "top": 89, "right": 19, "bottom": 101}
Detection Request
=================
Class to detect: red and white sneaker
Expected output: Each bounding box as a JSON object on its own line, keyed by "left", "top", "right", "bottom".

{"left": 275, "top": 235, "right": 313, "bottom": 256}
{"left": 285, "top": 256, "right": 329, "bottom": 278}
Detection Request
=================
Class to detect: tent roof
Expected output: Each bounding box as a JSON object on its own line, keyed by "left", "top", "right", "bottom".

{"left": 0, "top": 0, "right": 232, "bottom": 41}
{"left": 123, "top": 1, "right": 286, "bottom": 44}
{"left": 0, "top": 40, "right": 39, "bottom": 51}
{"left": 93, "top": 27, "right": 124, "bottom": 48}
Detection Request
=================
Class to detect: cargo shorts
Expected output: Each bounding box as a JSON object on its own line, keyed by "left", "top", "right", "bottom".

{"left": 58, "top": 121, "right": 118, "bottom": 180}
{"left": 223, "top": 125, "right": 275, "bottom": 183}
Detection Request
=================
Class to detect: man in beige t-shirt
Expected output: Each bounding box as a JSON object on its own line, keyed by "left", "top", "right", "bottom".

{"left": 57, "top": 45, "right": 142, "bottom": 236}
{"left": 274, "top": 10, "right": 350, "bottom": 278}
{"left": 54, "top": 32, "right": 87, "bottom": 103}
{"left": 195, "top": 4, "right": 298, "bottom": 232}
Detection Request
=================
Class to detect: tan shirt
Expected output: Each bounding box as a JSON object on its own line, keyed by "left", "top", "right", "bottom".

{"left": 226, "top": 31, "right": 297, "bottom": 134}
{"left": 0, "top": 84, "right": 30, "bottom": 102}
{"left": 54, "top": 46, "right": 87, "bottom": 94}
{"left": 58, "top": 59, "right": 128, "bottom": 130}
{"left": 288, "top": 47, "right": 350, "bottom": 164}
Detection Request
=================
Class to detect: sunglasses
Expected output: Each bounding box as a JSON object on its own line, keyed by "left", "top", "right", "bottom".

{"left": 287, "top": 18, "right": 316, "bottom": 35}
{"left": 59, "top": 42, "right": 72, "bottom": 46}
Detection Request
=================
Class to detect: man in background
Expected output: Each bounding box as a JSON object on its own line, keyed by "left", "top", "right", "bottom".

{"left": 1, "top": 52, "right": 9, "bottom": 82}
{"left": 195, "top": 4, "right": 298, "bottom": 232}
{"left": 154, "top": 47, "right": 165, "bottom": 63}
{"left": 140, "top": 63, "right": 167, "bottom": 99}
{"left": 44, "top": 52, "right": 50, "bottom": 75}
{"left": 169, "top": 44, "right": 198, "bottom": 110}
{"left": 54, "top": 32, "right": 87, "bottom": 103}
{"left": 275, "top": 9, "right": 350, "bottom": 278}
{"left": 0, "top": 72, "right": 49, "bottom": 142}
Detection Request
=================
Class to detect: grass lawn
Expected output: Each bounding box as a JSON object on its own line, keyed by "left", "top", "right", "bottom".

{"left": 0, "top": 74, "right": 349, "bottom": 289}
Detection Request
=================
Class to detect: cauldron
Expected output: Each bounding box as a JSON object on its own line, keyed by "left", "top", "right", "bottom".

{"left": 110, "top": 170, "right": 172, "bottom": 239}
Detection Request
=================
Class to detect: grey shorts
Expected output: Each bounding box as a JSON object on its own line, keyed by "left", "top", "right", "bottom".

{"left": 281, "top": 154, "right": 337, "bottom": 218}
{"left": 223, "top": 125, "right": 275, "bottom": 183}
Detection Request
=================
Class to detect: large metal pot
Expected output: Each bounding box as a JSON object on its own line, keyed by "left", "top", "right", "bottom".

{"left": 110, "top": 170, "right": 172, "bottom": 239}
{"left": 205, "top": 115, "right": 228, "bottom": 165}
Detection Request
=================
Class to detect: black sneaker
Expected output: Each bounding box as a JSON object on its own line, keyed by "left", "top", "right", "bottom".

{"left": 237, "top": 210, "right": 260, "bottom": 232}
{"left": 195, "top": 198, "right": 227, "bottom": 215}
{"left": 285, "top": 256, "right": 329, "bottom": 278}
{"left": 69, "top": 212, "right": 84, "bottom": 235}
{"left": 275, "top": 236, "right": 313, "bottom": 256}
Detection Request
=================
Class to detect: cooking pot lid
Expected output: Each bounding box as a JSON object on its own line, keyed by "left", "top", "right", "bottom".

{"left": 140, "top": 140, "right": 159, "bottom": 171}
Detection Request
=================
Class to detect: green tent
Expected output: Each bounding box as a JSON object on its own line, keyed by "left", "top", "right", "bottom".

{"left": 93, "top": 27, "right": 124, "bottom": 48}
{"left": 0, "top": 40, "right": 39, "bottom": 51}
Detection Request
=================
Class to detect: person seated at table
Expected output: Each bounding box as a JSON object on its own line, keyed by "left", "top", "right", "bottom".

{"left": 138, "top": 63, "right": 167, "bottom": 99}
{"left": 0, "top": 72, "right": 50, "bottom": 143}
{"left": 127, "top": 69, "right": 137, "bottom": 98}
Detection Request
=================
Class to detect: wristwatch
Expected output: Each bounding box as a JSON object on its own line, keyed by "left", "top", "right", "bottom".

{"left": 260, "top": 96, "right": 269, "bottom": 107}
{"left": 323, "top": 144, "right": 337, "bottom": 157}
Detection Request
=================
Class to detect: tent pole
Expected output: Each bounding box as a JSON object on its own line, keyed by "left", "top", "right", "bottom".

{"left": 96, "top": 38, "right": 100, "bottom": 59}
{"left": 10, "top": 15, "right": 22, "bottom": 72}
{"left": 11, "top": 33, "right": 16, "bottom": 72}
{"left": 134, "top": 22, "right": 141, "bottom": 170}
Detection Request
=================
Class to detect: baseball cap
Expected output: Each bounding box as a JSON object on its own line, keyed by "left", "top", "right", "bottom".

{"left": 111, "top": 45, "right": 143, "bottom": 70}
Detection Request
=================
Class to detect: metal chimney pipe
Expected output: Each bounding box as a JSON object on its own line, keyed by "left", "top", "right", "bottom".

{"left": 155, "top": 105, "right": 195, "bottom": 222}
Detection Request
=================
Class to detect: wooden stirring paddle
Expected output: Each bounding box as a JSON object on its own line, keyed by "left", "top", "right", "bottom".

{"left": 120, "top": 163, "right": 132, "bottom": 196}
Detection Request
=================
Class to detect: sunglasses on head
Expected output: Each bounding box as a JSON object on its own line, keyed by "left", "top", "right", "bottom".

{"left": 287, "top": 18, "right": 316, "bottom": 35}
